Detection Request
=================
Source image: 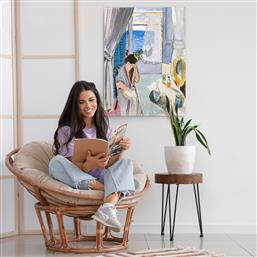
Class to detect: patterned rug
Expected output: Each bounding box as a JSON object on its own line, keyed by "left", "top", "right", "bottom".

{"left": 96, "top": 247, "right": 222, "bottom": 257}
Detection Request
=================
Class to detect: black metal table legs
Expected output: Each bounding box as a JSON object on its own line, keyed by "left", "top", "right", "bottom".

{"left": 193, "top": 184, "right": 204, "bottom": 237}
{"left": 161, "top": 184, "right": 203, "bottom": 241}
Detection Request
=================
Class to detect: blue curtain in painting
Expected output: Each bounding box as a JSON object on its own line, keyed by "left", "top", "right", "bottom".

{"left": 103, "top": 7, "right": 134, "bottom": 111}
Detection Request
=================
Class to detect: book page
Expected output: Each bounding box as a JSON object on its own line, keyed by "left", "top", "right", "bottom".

{"left": 108, "top": 123, "right": 128, "bottom": 157}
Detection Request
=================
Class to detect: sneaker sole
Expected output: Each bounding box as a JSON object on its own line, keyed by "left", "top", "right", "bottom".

{"left": 91, "top": 215, "right": 121, "bottom": 233}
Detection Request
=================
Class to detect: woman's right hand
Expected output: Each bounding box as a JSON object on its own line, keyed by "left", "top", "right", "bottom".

{"left": 117, "top": 81, "right": 128, "bottom": 91}
{"left": 83, "top": 151, "right": 110, "bottom": 170}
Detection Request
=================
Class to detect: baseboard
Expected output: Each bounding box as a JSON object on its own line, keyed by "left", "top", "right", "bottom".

{"left": 20, "top": 228, "right": 74, "bottom": 235}
{"left": 3, "top": 224, "right": 256, "bottom": 237}
{"left": 85, "top": 223, "right": 257, "bottom": 235}
{"left": 0, "top": 231, "right": 18, "bottom": 239}
{"left": 128, "top": 223, "right": 257, "bottom": 234}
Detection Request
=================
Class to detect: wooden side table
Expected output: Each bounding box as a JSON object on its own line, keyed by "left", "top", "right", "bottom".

{"left": 155, "top": 173, "right": 203, "bottom": 241}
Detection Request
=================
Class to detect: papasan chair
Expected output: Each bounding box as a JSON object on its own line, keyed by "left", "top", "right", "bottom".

{"left": 5, "top": 141, "right": 150, "bottom": 253}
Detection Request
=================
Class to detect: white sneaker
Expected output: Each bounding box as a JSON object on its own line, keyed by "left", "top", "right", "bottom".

{"left": 92, "top": 204, "right": 121, "bottom": 233}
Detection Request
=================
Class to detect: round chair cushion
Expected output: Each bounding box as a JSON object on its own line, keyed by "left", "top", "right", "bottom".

{"left": 14, "top": 141, "right": 147, "bottom": 206}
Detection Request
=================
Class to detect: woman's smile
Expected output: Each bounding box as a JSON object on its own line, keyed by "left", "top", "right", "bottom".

{"left": 84, "top": 108, "right": 94, "bottom": 113}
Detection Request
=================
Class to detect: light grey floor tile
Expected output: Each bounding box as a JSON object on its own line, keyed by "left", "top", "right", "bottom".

{"left": 89, "top": 238, "right": 148, "bottom": 257}
{"left": 145, "top": 233, "right": 230, "bottom": 242}
{"left": 199, "top": 242, "right": 252, "bottom": 257}
{"left": 0, "top": 234, "right": 256, "bottom": 257}
{"left": 127, "top": 233, "right": 146, "bottom": 241}
{"left": 1, "top": 235, "right": 50, "bottom": 257}
{"left": 145, "top": 234, "right": 253, "bottom": 257}
{"left": 124, "top": 239, "right": 149, "bottom": 252}
{"left": 227, "top": 235, "right": 257, "bottom": 257}
{"left": 0, "top": 237, "right": 19, "bottom": 257}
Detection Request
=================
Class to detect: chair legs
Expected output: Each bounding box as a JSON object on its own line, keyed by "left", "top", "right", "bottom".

{"left": 34, "top": 203, "right": 136, "bottom": 253}
{"left": 73, "top": 217, "right": 81, "bottom": 240}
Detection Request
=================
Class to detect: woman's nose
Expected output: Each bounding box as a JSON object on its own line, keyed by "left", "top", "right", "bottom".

{"left": 85, "top": 102, "right": 91, "bottom": 108}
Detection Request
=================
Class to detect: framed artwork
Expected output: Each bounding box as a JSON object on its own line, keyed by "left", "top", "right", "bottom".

{"left": 103, "top": 7, "right": 186, "bottom": 116}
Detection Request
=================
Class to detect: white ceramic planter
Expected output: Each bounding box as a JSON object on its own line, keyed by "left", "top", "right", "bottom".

{"left": 164, "top": 146, "right": 196, "bottom": 174}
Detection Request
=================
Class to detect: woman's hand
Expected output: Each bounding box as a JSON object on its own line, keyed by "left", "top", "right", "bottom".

{"left": 117, "top": 81, "right": 136, "bottom": 99}
{"left": 119, "top": 137, "right": 132, "bottom": 151}
{"left": 117, "top": 81, "right": 128, "bottom": 91}
{"left": 82, "top": 151, "right": 110, "bottom": 171}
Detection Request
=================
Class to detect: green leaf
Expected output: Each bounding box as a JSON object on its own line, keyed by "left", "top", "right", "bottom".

{"left": 168, "top": 107, "right": 179, "bottom": 145}
{"left": 165, "top": 96, "right": 170, "bottom": 114}
{"left": 149, "top": 91, "right": 211, "bottom": 154}
{"left": 181, "top": 133, "right": 187, "bottom": 145}
{"left": 172, "top": 119, "right": 180, "bottom": 144}
{"left": 195, "top": 130, "right": 211, "bottom": 155}
{"left": 180, "top": 125, "right": 198, "bottom": 144}
{"left": 179, "top": 117, "right": 184, "bottom": 128}
{"left": 185, "top": 125, "right": 198, "bottom": 135}
{"left": 195, "top": 128, "right": 209, "bottom": 146}
{"left": 183, "top": 119, "right": 192, "bottom": 131}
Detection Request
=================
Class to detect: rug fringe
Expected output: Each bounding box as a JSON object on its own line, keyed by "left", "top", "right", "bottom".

{"left": 95, "top": 247, "right": 223, "bottom": 257}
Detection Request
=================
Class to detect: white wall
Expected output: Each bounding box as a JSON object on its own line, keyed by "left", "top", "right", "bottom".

{"left": 16, "top": 1, "right": 76, "bottom": 233}
{"left": 2, "top": 1, "right": 255, "bottom": 235}
{"left": 0, "top": 0, "right": 17, "bottom": 237}
{"left": 79, "top": 1, "right": 256, "bottom": 233}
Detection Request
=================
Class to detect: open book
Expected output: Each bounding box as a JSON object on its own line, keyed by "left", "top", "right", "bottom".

{"left": 73, "top": 123, "right": 128, "bottom": 168}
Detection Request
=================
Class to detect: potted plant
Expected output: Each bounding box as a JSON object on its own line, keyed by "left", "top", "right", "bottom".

{"left": 150, "top": 92, "right": 211, "bottom": 174}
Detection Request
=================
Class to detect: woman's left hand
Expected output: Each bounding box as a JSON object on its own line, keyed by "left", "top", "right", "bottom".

{"left": 119, "top": 137, "right": 131, "bottom": 150}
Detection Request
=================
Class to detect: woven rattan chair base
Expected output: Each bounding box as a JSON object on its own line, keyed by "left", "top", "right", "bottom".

{"left": 5, "top": 144, "right": 150, "bottom": 253}
{"left": 35, "top": 202, "right": 135, "bottom": 253}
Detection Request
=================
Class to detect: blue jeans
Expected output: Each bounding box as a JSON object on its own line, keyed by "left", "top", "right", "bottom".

{"left": 49, "top": 155, "right": 135, "bottom": 198}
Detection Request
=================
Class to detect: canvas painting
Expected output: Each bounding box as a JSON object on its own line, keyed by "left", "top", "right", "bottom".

{"left": 103, "top": 7, "right": 186, "bottom": 116}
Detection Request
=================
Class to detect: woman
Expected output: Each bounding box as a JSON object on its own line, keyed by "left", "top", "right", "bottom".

{"left": 49, "top": 81, "right": 135, "bottom": 232}
{"left": 116, "top": 54, "right": 143, "bottom": 116}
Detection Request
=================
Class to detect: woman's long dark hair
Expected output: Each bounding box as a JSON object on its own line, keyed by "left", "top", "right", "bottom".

{"left": 53, "top": 81, "right": 109, "bottom": 155}
{"left": 125, "top": 54, "right": 138, "bottom": 83}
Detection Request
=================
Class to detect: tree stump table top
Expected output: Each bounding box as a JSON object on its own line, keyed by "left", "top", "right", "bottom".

{"left": 155, "top": 173, "right": 203, "bottom": 184}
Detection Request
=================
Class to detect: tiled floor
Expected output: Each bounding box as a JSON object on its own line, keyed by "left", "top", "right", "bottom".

{"left": 0, "top": 234, "right": 256, "bottom": 257}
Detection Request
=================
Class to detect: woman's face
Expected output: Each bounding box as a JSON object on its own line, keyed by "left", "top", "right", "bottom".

{"left": 79, "top": 90, "right": 98, "bottom": 119}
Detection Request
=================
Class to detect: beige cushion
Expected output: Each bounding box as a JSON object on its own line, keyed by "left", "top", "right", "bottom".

{"left": 14, "top": 141, "right": 147, "bottom": 206}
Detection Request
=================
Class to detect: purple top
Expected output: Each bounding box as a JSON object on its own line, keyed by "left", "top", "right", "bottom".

{"left": 57, "top": 125, "right": 113, "bottom": 179}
